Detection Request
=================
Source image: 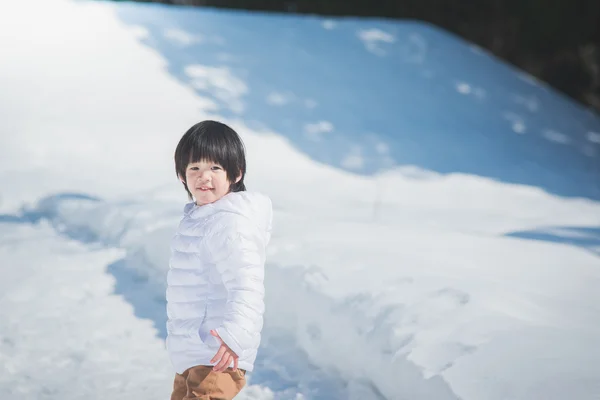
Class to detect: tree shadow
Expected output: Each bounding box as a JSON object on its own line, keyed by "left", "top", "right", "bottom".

{"left": 110, "top": 1, "right": 600, "bottom": 200}
{"left": 505, "top": 226, "right": 600, "bottom": 257}
{"left": 107, "top": 257, "right": 168, "bottom": 339}
{"left": 0, "top": 192, "right": 101, "bottom": 231}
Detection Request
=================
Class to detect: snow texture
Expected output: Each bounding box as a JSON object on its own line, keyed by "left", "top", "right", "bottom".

{"left": 0, "top": 0, "right": 599, "bottom": 399}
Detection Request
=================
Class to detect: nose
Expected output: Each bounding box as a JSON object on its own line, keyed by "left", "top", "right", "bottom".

{"left": 196, "top": 169, "right": 211, "bottom": 182}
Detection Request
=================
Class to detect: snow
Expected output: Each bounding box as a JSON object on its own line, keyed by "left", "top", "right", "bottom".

{"left": 0, "top": 222, "right": 173, "bottom": 399}
{"left": 1, "top": 0, "right": 600, "bottom": 399}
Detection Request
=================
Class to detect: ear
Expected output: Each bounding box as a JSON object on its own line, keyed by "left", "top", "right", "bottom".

{"left": 178, "top": 174, "right": 186, "bottom": 185}
{"left": 234, "top": 171, "right": 243, "bottom": 184}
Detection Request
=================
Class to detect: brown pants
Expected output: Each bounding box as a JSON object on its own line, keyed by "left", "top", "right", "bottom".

{"left": 170, "top": 366, "right": 247, "bottom": 400}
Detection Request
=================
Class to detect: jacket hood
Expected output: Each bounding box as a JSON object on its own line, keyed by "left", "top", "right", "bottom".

{"left": 184, "top": 191, "right": 272, "bottom": 241}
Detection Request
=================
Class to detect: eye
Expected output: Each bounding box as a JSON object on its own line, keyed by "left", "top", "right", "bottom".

{"left": 189, "top": 166, "right": 199, "bottom": 171}
{"left": 211, "top": 166, "right": 222, "bottom": 171}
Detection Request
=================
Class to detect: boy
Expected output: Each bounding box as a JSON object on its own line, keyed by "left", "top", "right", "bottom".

{"left": 167, "top": 120, "right": 272, "bottom": 400}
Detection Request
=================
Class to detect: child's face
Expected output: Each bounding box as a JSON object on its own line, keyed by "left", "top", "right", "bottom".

{"left": 183, "top": 159, "right": 240, "bottom": 206}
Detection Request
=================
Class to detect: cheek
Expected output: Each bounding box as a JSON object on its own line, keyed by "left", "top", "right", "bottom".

{"left": 217, "top": 179, "right": 231, "bottom": 192}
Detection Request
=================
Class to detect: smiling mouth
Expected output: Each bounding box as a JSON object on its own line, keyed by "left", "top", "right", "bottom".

{"left": 197, "top": 187, "right": 213, "bottom": 191}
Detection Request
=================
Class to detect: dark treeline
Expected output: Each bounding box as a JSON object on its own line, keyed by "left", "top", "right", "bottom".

{"left": 125, "top": 0, "right": 600, "bottom": 113}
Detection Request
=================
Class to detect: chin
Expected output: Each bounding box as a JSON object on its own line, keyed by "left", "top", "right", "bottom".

{"left": 194, "top": 194, "right": 211, "bottom": 203}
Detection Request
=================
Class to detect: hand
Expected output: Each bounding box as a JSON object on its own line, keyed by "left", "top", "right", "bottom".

{"left": 210, "top": 330, "right": 239, "bottom": 372}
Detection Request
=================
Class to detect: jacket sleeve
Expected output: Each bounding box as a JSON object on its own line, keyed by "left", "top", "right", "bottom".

{"left": 209, "top": 217, "right": 266, "bottom": 357}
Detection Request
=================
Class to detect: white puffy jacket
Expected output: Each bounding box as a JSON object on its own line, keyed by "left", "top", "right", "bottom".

{"left": 166, "top": 191, "right": 272, "bottom": 374}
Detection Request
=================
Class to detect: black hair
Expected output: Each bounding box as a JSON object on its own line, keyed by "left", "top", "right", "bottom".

{"left": 174, "top": 120, "right": 247, "bottom": 200}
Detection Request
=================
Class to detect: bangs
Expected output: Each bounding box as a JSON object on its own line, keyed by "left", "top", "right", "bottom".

{"left": 187, "top": 128, "right": 231, "bottom": 168}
